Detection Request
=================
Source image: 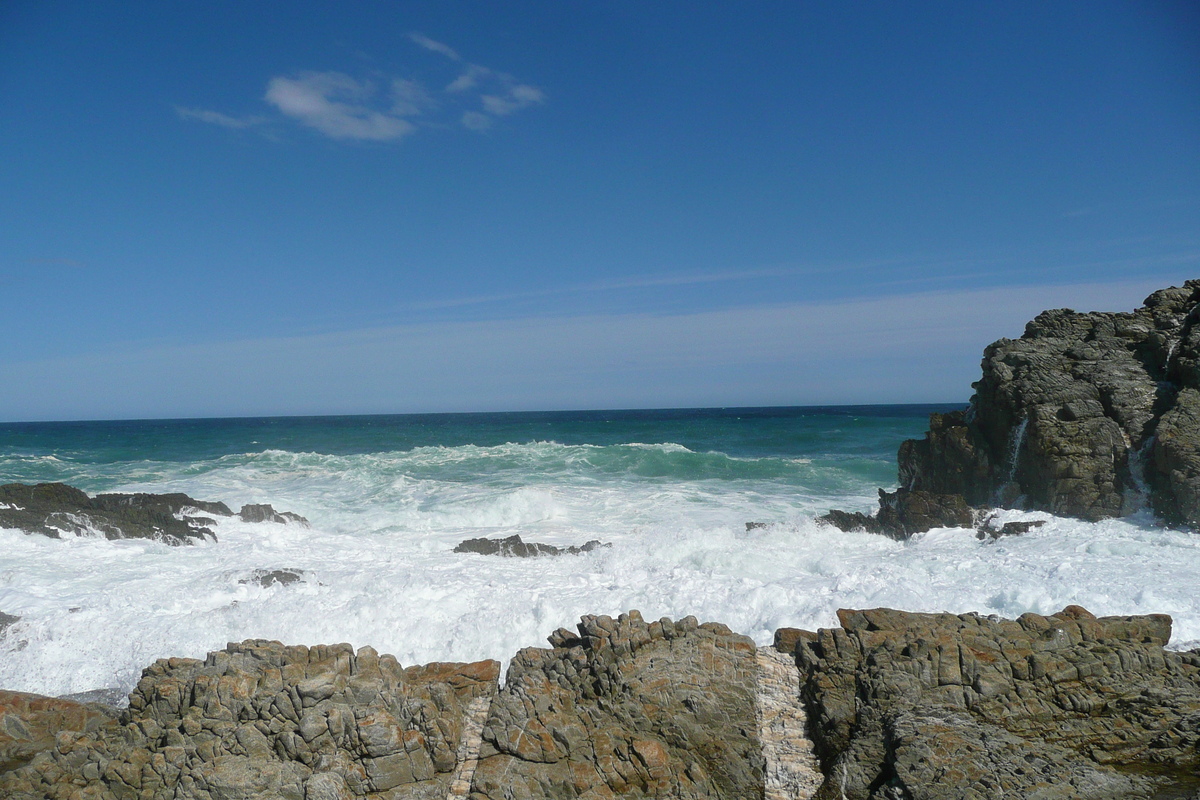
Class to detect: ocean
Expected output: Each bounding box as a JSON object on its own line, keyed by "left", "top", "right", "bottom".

{"left": 1, "top": 405, "right": 1197, "bottom": 699}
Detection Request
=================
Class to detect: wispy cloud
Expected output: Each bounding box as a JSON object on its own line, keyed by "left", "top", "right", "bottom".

{"left": 179, "top": 34, "right": 544, "bottom": 143}
{"left": 264, "top": 72, "right": 416, "bottom": 141}
{"left": 482, "top": 84, "right": 545, "bottom": 117}
{"left": 175, "top": 106, "right": 264, "bottom": 129}
{"left": 408, "top": 33, "right": 460, "bottom": 61}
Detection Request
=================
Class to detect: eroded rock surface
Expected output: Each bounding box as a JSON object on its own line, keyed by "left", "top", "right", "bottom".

{"left": 0, "top": 691, "right": 115, "bottom": 774}
{"left": 470, "top": 610, "right": 765, "bottom": 799}
{"left": 0, "top": 640, "right": 500, "bottom": 799}
{"left": 794, "top": 605, "right": 1200, "bottom": 799}
{"left": 902, "top": 281, "right": 1200, "bottom": 526}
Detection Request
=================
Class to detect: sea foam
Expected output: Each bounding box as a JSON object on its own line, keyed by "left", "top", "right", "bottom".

{"left": 1, "top": 441, "right": 1196, "bottom": 698}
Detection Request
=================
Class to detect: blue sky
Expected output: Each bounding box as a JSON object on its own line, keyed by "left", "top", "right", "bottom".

{"left": 2, "top": 1, "right": 1198, "bottom": 421}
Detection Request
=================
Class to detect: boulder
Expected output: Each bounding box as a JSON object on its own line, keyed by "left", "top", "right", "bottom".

{"left": 238, "top": 568, "right": 305, "bottom": 588}
{"left": 795, "top": 605, "right": 1200, "bottom": 799}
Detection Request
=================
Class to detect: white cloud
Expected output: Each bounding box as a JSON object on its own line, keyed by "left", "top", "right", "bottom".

{"left": 174, "top": 106, "right": 263, "bottom": 129}
{"left": 481, "top": 84, "right": 545, "bottom": 116}
{"left": 181, "top": 35, "right": 544, "bottom": 144}
{"left": 447, "top": 64, "right": 490, "bottom": 93}
{"left": 264, "top": 72, "right": 416, "bottom": 141}
{"left": 408, "top": 33, "right": 460, "bottom": 61}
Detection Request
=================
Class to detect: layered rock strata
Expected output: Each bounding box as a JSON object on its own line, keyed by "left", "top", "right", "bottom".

{"left": 0, "top": 483, "right": 306, "bottom": 545}
{"left": 792, "top": 606, "right": 1200, "bottom": 799}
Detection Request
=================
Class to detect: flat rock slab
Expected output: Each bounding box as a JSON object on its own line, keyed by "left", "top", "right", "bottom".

{"left": 470, "top": 610, "right": 764, "bottom": 799}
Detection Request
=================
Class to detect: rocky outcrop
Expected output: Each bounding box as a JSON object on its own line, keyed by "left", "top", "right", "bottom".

{"left": 2, "top": 608, "right": 1197, "bottom": 799}
{"left": 0, "top": 639, "right": 500, "bottom": 800}
{"left": 238, "top": 568, "right": 306, "bottom": 588}
{"left": 794, "top": 605, "right": 1200, "bottom": 799}
{"left": 471, "top": 610, "right": 764, "bottom": 799}
{"left": 238, "top": 503, "right": 308, "bottom": 526}
{"left": 819, "top": 489, "right": 978, "bottom": 540}
{"left": 0, "top": 483, "right": 307, "bottom": 545}
{"left": 901, "top": 281, "right": 1200, "bottom": 526}
{"left": 453, "top": 534, "right": 609, "bottom": 557}
{"left": 0, "top": 611, "right": 18, "bottom": 636}
{"left": 0, "top": 691, "right": 115, "bottom": 774}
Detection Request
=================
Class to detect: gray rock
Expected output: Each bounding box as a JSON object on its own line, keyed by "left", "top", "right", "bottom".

{"left": 818, "top": 489, "right": 978, "bottom": 540}
{"left": 899, "top": 281, "right": 1200, "bottom": 526}
{"left": 0, "top": 612, "right": 18, "bottom": 636}
{"left": 795, "top": 605, "right": 1200, "bottom": 799}
{"left": 0, "top": 482, "right": 226, "bottom": 545}
{"left": 238, "top": 568, "right": 305, "bottom": 588}
{"left": 0, "top": 640, "right": 500, "bottom": 799}
{"left": 238, "top": 503, "right": 309, "bottom": 525}
{"left": 453, "top": 534, "right": 609, "bottom": 557}
{"left": 470, "top": 610, "right": 764, "bottom": 799}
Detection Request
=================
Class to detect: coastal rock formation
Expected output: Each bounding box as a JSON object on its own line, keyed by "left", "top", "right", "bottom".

{"left": 0, "top": 483, "right": 308, "bottom": 545}
{"left": 0, "top": 611, "right": 18, "bottom": 636}
{"left": 0, "top": 639, "right": 500, "bottom": 800}
{"left": 902, "top": 281, "right": 1200, "bottom": 526}
{"left": 471, "top": 610, "right": 765, "bottom": 799}
{"left": 2, "top": 608, "right": 1197, "bottom": 799}
{"left": 453, "top": 534, "right": 609, "bottom": 557}
{"left": 818, "top": 489, "right": 977, "bottom": 540}
{"left": 0, "top": 691, "right": 114, "bottom": 774}
{"left": 794, "top": 606, "right": 1200, "bottom": 799}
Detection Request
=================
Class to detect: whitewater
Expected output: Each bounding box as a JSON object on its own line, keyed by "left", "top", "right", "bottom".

{"left": 1, "top": 407, "right": 1197, "bottom": 700}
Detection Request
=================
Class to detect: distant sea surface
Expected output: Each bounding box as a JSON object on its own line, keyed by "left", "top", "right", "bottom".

{"left": 2, "top": 405, "right": 1198, "bottom": 698}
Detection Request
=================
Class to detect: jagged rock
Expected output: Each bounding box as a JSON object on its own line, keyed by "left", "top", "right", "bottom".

{"left": 238, "top": 503, "right": 309, "bottom": 525}
{"left": 238, "top": 568, "right": 305, "bottom": 588}
{"left": 794, "top": 605, "right": 1200, "bottom": 799}
{"left": 0, "top": 639, "right": 500, "bottom": 799}
{"left": 470, "top": 610, "right": 765, "bottom": 799}
{"left": 0, "top": 483, "right": 225, "bottom": 545}
{"left": 453, "top": 534, "right": 609, "bottom": 557}
{"left": 976, "top": 518, "right": 1046, "bottom": 540}
{"left": 818, "top": 489, "right": 977, "bottom": 540}
{"left": 0, "top": 611, "right": 18, "bottom": 636}
{"left": 0, "top": 691, "right": 115, "bottom": 774}
{"left": 899, "top": 281, "right": 1200, "bottom": 525}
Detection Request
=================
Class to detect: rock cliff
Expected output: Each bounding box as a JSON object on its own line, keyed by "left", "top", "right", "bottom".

{"left": 825, "top": 280, "right": 1200, "bottom": 535}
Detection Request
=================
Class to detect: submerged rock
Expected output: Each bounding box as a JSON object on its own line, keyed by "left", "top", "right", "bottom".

{"left": 238, "top": 568, "right": 306, "bottom": 587}
{"left": 818, "top": 488, "right": 978, "bottom": 539}
{"left": 0, "top": 483, "right": 226, "bottom": 545}
{"left": 0, "top": 611, "right": 18, "bottom": 636}
{"left": 795, "top": 605, "right": 1200, "bottom": 799}
{"left": 238, "top": 503, "right": 309, "bottom": 525}
{"left": 0, "top": 483, "right": 311, "bottom": 545}
{"left": 453, "top": 534, "right": 609, "bottom": 557}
